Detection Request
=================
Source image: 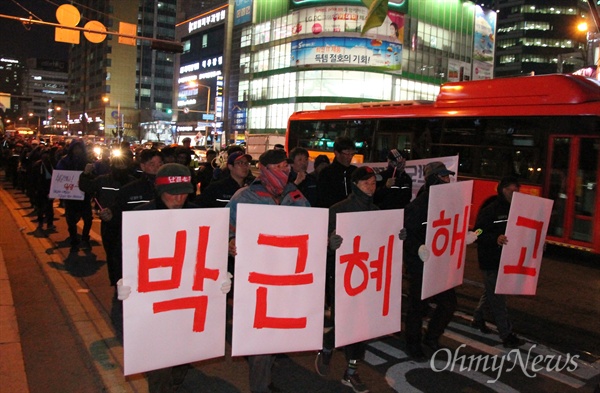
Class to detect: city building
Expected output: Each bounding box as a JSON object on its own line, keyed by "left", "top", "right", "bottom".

{"left": 228, "top": 0, "right": 495, "bottom": 137}
{"left": 68, "top": 0, "right": 177, "bottom": 142}
{"left": 173, "top": 4, "right": 227, "bottom": 146}
{"left": 22, "top": 58, "right": 69, "bottom": 135}
{"left": 491, "top": 0, "right": 594, "bottom": 77}
{"left": 0, "top": 56, "right": 26, "bottom": 122}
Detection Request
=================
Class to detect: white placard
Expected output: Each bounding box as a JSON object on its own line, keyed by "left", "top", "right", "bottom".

{"left": 122, "top": 208, "right": 230, "bottom": 375}
{"left": 334, "top": 210, "right": 404, "bottom": 347}
{"left": 496, "top": 193, "right": 553, "bottom": 295}
{"left": 422, "top": 180, "right": 473, "bottom": 299}
{"left": 231, "top": 204, "right": 328, "bottom": 356}
{"left": 49, "top": 169, "right": 84, "bottom": 200}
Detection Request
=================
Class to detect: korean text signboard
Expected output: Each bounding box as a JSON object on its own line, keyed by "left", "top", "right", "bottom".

{"left": 496, "top": 193, "right": 553, "bottom": 295}
{"left": 334, "top": 210, "right": 404, "bottom": 347}
{"left": 231, "top": 204, "right": 328, "bottom": 356}
{"left": 422, "top": 180, "right": 473, "bottom": 300}
{"left": 121, "top": 208, "right": 230, "bottom": 375}
{"left": 49, "top": 169, "right": 84, "bottom": 200}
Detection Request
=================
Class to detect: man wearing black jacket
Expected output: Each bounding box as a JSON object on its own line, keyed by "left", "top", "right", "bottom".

{"left": 471, "top": 176, "right": 524, "bottom": 348}
{"left": 317, "top": 137, "right": 357, "bottom": 208}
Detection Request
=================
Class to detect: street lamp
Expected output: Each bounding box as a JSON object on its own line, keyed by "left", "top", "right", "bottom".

{"left": 187, "top": 81, "right": 211, "bottom": 114}
{"left": 28, "top": 112, "right": 41, "bottom": 138}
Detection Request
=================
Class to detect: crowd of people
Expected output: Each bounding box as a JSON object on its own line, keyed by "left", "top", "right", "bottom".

{"left": 1, "top": 133, "right": 524, "bottom": 393}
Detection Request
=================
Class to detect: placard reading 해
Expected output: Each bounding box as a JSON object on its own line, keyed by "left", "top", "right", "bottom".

{"left": 122, "top": 208, "right": 229, "bottom": 375}
{"left": 495, "top": 192, "right": 553, "bottom": 295}
{"left": 334, "top": 209, "right": 404, "bottom": 348}
{"left": 422, "top": 180, "right": 473, "bottom": 300}
{"left": 231, "top": 204, "right": 328, "bottom": 357}
{"left": 49, "top": 169, "right": 84, "bottom": 200}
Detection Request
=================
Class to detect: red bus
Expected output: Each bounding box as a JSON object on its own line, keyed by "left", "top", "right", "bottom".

{"left": 286, "top": 74, "right": 600, "bottom": 253}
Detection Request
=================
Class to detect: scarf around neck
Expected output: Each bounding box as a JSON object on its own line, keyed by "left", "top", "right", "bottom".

{"left": 259, "top": 165, "right": 290, "bottom": 198}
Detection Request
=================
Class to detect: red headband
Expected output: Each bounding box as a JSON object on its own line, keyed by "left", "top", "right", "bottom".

{"left": 155, "top": 176, "right": 191, "bottom": 185}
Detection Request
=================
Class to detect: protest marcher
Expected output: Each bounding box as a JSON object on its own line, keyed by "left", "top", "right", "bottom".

{"left": 288, "top": 147, "right": 318, "bottom": 206}
{"left": 32, "top": 146, "right": 58, "bottom": 231}
{"left": 56, "top": 140, "right": 93, "bottom": 252}
{"left": 315, "top": 166, "right": 380, "bottom": 393}
{"left": 227, "top": 149, "right": 309, "bottom": 393}
{"left": 317, "top": 137, "right": 357, "bottom": 208}
{"left": 79, "top": 154, "right": 136, "bottom": 287}
{"left": 472, "top": 176, "right": 525, "bottom": 348}
{"left": 374, "top": 149, "right": 412, "bottom": 210}
{"left": 197, "top": 149, "right": 217, "bottom": 193}
{"left": 117, "top": 163, "right": 232, "bottom": 393}
{"left": 196, "top": 151, "right": 253, "bottom": 208}
{"left": 403, "top": 161, "right": 460, "bottom": 361}
{"left": 96, "top": 149, "right": 163, "bottom": 286}
{"left": 310, "top": 154, "right": 330, "bottom": 180}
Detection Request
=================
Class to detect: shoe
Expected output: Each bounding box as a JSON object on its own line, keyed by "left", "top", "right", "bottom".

{"left": 315, "top": 350, "right": 332, "bottom": 376}
{"left": 471, "top": 319, "right": 492, "bottom": 334}
{"left": 503, "top": 333, "right": 524, "bottom": 348}
{"left": 423, "top": 337, "right": 442, "bottom": 351}
{"left": 407, "top": 344, "right": 427, "bottom": 362}
{"left": 341, "top": 371, "right": 369, "bottom": 393}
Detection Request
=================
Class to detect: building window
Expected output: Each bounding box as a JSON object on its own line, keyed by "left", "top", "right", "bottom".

{"left": 241, "top": 27, "right": 252, "bottom": 48}
{"left": 202, "top": 34, "right": 208, "bottom": 48}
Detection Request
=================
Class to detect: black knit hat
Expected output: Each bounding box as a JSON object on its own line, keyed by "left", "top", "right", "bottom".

{"left": 155, "top": 163, "right": 194, "bottom": 195}
{"left": 497, "top": 176, "right": 520, "bottom": 194}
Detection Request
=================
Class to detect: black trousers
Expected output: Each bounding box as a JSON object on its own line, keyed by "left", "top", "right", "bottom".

{"left": 404, "top": 266, "right": 457, "bottom": 347}
{"left": 64, "top": 200, "right": 92, "bottom": 245}
{"left": 101, "top": 221, "right": 122, "bottom": 286}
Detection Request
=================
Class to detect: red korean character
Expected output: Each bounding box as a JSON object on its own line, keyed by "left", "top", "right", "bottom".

{"left": 248, "top": 233, "right": 312, "bottom": 329}
{"left": 503, "top": 216, "right": 542, "bottom": 277}
{"left": 431, "top": 206, "right": 469, "bottom": 268}
{"left": 339, "top": 235, "right": 395, "bottom": 316}
{"left": 153, "top": 296, "right": 208, "bottom": 333}
{"left": 137, "top": 230, "right": 186, "bottom": 292}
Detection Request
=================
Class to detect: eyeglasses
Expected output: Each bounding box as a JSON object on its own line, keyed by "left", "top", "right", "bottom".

{"left": 234, "top": 161, "right": 251, "bottom": 167}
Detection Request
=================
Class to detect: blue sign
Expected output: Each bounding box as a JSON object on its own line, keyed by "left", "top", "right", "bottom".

{"left": 234, "top": 0, "right": 252, "bottom": 26}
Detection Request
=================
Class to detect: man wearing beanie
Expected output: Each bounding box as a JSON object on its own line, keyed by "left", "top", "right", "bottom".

{"left": 118, "top": 163, "right": 232, "bottom": 392}
{"left": 315, "top": 165, "right": 380, "bottom": 393}
{"left": 227, "top": 149, "right": 309, "bottom": 393}
{"left": 471, "top": 176, "right": 525, "bottom": 348}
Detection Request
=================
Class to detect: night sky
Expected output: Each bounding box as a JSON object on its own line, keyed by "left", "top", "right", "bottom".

{"left": 0, "top": 1, "right": 72, "bottom": 62}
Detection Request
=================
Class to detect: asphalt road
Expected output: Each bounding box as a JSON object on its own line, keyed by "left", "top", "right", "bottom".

{"left": 1, "top": 175, "right": 599, "bottom": 393}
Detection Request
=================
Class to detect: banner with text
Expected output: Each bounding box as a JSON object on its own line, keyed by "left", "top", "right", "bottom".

{"left": 49, "top": 169, "right": 84, "bottom": 200}
{"left": 231, "top": 204, "right": 329, "bottom": 356}
{"left": 422, "top": 180, "right": 473, "bottom": 299}
{"left": 334, "top": 209, "right": 404, "bottom": 347}
{"left": 122, "top": 208, "right": 230, "bottom": 375}
{"left": 496, "top": 193, "right": 553, "bottom": 295}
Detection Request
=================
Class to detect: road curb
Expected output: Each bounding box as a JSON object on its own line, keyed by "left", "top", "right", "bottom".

{"left": 0, "top": 186, "right": 146, "bottom": 393}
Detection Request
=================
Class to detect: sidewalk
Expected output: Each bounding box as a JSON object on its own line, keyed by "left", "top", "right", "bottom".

{"left": 0, "top": 182, "right": 146, "bottom": 393}
{"left": 0, "top": 246, "right": 29, "bottom": 392}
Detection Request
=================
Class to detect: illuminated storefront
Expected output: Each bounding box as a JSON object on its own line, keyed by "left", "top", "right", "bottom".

{"left": 234, "top": 0, "right": 494, "bottom": 134}
{"left": 174, "top": 7, "right": 227, "bottom": 147}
